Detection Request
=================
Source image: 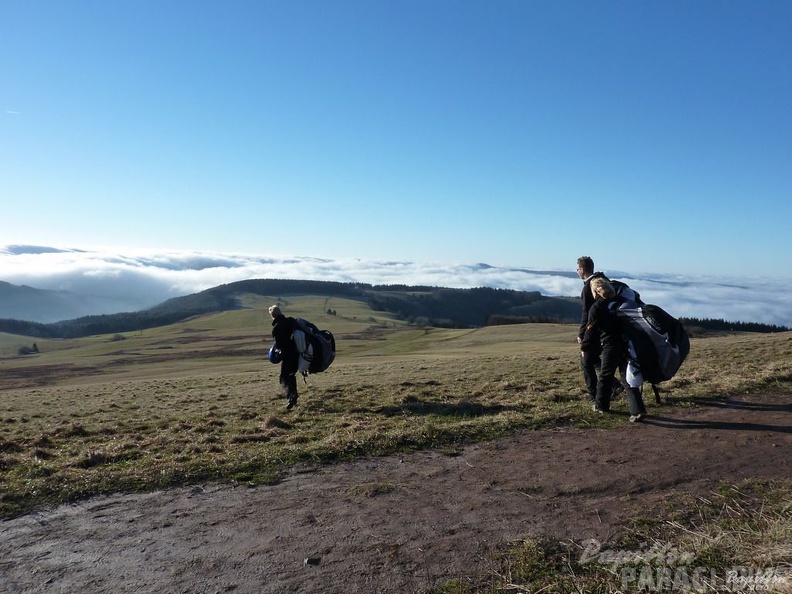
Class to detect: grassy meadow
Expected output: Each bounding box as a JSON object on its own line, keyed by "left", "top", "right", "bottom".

{"left": 1, "top": 294, "right": 791, "bottom": 591}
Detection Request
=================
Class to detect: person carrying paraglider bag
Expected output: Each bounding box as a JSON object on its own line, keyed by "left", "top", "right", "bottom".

{"left": 267, "top": 305, "right": 301, "bottom": 411}
{"left": 581, "top": 277, "right": 647, "bottom": 422}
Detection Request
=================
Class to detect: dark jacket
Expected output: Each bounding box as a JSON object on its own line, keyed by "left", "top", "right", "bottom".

{"left": 578, "top": 271, "right": 608, "bottom": 341}
{"left": 581, "top": 297, "right": 623, "bottom": 352}
{"left": 271, "top": 314, "right": 299, "bottom": 357}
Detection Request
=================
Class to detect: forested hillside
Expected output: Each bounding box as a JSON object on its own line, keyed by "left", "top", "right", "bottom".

{"left": 0, "top": 279, "right": 787, "bottom": 339}
{"left": 0, "top": 279, "right": 579, "bottom": 338}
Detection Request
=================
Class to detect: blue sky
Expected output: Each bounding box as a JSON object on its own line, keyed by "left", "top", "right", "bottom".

{"left": 2, "top": 1, "right": 791, "bottom": 279}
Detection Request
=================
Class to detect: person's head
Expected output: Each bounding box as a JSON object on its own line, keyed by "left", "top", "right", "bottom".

{"left": 590, "top": 277, "right": 615, "bottom": 300}
{"left": 577, "top": 256, "right": 594, "bottom": 279}
{"left": 268, "top": 305, "right": 282, "bottom": 319}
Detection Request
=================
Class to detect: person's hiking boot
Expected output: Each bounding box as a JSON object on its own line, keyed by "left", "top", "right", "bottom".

{"left": 629, "top": 413, "right": 645, "bottom": 423}
{"left": 286, "top": 393, "right": 299, "bottom": 410}
{"left": 592, "top": 405, "right": 604, "bottom": 414}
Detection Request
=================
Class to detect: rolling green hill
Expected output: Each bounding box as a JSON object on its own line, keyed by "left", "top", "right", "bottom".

{"left": 0, "top": 279, "right": 581, "bottom": 339}
{"left": 1, "top": 278, "right": 786, "bottom": 341}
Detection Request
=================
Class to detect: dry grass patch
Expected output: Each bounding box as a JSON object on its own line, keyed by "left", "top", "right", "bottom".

{"left": 433, "top": 479, "right": 792, "bottom": 594}
{"left": 672, "top": 332, "right": 792, "bottom": 398}
{"left": 0, "top": 350, "right": 602, "bottom": 517}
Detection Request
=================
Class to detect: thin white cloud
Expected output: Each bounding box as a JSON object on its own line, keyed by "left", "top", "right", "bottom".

{"left": 1, "top": 245, "right": 790, "bottom": 327}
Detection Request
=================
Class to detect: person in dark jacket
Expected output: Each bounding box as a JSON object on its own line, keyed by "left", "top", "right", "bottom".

{"left": 269, "top": 305, "right": 300, "bottom": 410}
{"left": 581, "top": 277, "right": 622, "bottom": 413}
{"left": 576, "top": 256, "right": 607, "bottom": 403}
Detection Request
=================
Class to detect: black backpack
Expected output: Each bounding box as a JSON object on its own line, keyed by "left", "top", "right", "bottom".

{"left": 293, "top": 318, "right": 336, "bottom": 376}
{"left": 615, "top": 300, "right": 690, "bottom": 385}
{"left": 609, "top": 279, "right": 690, "bottom": 404}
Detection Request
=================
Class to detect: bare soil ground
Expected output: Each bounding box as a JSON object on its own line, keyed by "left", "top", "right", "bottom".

{"left": 1, "top": 392, "right": 790, "bottom": 594}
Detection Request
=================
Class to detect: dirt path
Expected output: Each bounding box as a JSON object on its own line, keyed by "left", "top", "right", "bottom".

{"left": 1, "top": 394, "right": 790, "bottom": 594}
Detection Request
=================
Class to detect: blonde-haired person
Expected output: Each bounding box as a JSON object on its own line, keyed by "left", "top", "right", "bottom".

{"left": 269, "top": 305, "right": 301, "bottom": 410}
{"left": 580, "top": 278, "right": 621, "bottom": 414}
{"left": 581, "top": 279, "right": 647, "bottom": 421}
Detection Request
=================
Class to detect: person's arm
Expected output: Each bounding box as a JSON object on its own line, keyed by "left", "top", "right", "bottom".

{"left": 580, "top": 301, "right": 601, "bottom": 351}
{"left": 578, "top": 284, "right": 591, "bottom": 341}
{"left": 272, "top": 320, "right": 290, "bottom": 350}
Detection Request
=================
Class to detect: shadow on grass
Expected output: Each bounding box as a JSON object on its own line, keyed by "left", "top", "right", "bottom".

{"left": 680, "top": 396, "right": 792, "bottom": 412}
{"left": 639, "top": 394, "right": 792, "bottom": 433}
{"left": 643, "top": 416, "right": 792, "bottom": 434}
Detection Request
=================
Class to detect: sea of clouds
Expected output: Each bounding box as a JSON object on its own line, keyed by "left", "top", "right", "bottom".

{"left": 1, "top": 245, "right": 790, "bottom": 328}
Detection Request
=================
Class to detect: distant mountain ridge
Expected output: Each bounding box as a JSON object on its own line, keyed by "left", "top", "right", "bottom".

{"left": 0, "top": 279, "right": 581, "bottom": 338}
{"left": 0, "top": 281, "right": 139, "bottom": 324}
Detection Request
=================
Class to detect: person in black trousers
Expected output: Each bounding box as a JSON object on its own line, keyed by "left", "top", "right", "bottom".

{"left": 581, "top": 277, "right": 622, "bottom": 413}
{"left": 269, "top": 305, "right": 300, "bottom": 410}
{"left": 576, "top": 256, "right": 606, "bottom": 403}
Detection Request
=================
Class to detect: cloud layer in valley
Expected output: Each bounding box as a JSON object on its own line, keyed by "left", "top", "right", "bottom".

{"left": 1, "top": 245, "right": 790, "bottom": 328}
